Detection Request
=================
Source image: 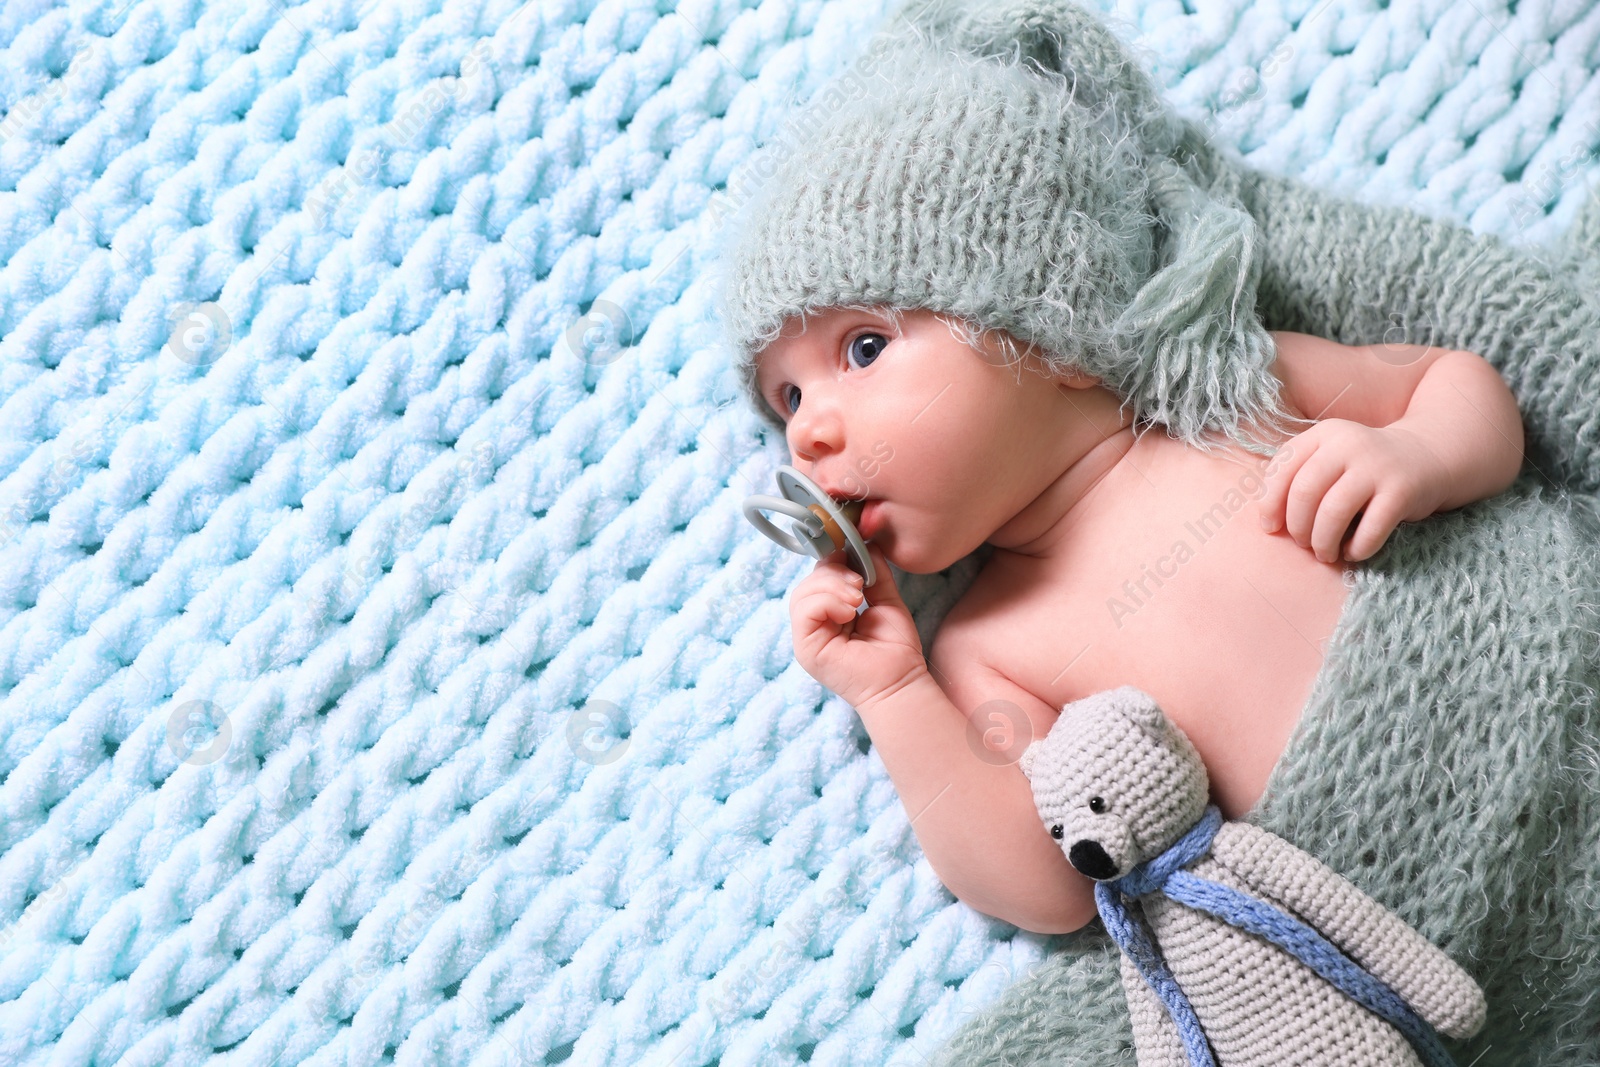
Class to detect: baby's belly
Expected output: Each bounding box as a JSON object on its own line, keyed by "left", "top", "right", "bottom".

{"left": 982, "top": 441, "right": 1354, "bottom": 820}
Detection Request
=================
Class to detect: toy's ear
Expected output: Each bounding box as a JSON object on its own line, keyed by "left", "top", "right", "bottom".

{"left": 1117, "top": 686, "right": 1168, "bottom": 733}
{"left": 1018, "top": 739, "right": 1038, "bottom": 780}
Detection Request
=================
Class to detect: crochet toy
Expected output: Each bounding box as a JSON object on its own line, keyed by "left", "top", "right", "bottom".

{"left": 1018, "top": 686, "right": 1488, "bottom": 1066}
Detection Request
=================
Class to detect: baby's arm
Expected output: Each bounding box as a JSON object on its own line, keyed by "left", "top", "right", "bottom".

{"left": 792, "top": 544, "right": 1093, "bottom": 933}
{"left": 851, "top": 633, "right": 1097, "bottom": 936}
{"left": 1218, "top": 159, "right": 1599, "bottom": 495}
{"left": 1258, "top": 331, "right": 1525, "bottom": 562}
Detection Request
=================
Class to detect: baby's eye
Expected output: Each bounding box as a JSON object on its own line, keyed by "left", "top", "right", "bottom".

{"left": 781, "top": 384, "right": 800, "bottom": 416}
{"left": 848, "top": 332, "right": 888, "bottom": 370}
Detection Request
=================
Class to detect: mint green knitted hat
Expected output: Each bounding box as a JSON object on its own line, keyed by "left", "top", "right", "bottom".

{"left": 714, "top": 0, "right": 1309, "bottom": 456}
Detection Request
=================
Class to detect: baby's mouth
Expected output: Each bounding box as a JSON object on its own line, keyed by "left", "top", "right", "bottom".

{"left": 806, "top": 496, "right": 873, "bottom": 551}
{"left": 840, "top": 497, "right": 887, "bottom": 541}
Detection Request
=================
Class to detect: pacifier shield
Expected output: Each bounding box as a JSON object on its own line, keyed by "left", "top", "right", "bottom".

{"left": 742, "top": 465, "right": 878, "bottom": 587}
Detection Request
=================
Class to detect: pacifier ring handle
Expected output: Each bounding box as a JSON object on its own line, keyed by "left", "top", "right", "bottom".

{"left": 741, "top": 494, "right": 822, "bottom": 557}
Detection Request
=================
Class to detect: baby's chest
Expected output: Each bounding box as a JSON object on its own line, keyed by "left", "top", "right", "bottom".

{"left": 983, "top": 553, "right": 1331, "bottom": 723}
{"left": 971, "top": 483, "right": 1351, "bottom": 817}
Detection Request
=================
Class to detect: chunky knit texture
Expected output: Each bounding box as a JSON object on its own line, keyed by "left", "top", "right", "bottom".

{"left": 4, "top": 0, "right": 1600, "bottom": 1064}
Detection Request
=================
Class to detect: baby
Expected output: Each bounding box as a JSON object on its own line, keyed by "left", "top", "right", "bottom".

{"left": 751, "top": 314, "right": 1522, "bottom": 936}
{"left": 716, "top": 7, "right": 1526, "bottom": 936}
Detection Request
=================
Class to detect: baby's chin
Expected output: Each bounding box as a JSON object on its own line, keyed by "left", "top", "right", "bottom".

{"left": 876, "top": 532, "right": 971, "bottom": 577}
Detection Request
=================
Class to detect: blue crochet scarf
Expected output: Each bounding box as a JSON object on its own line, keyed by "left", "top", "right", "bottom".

{"left": 1095, "top": 806, "right": 1461, "bottom": 1067}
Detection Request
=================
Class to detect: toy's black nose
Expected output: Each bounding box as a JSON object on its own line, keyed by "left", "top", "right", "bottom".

{"left": 1068, "top": 839, "right": 1119, "bottom": 880}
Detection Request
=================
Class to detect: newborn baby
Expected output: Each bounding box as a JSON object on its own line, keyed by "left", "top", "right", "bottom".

{"left": 714, "top": 3, "right": 1530, "bottom": 936}
{"left": 751, "top": 308, "right": 1522, "bottom": 935}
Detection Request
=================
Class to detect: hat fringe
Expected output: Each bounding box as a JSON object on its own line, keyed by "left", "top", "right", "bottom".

{"left": 889, "top": 0, "right": 1312, "bottom": 455}
{"left": 1112, "top": 158, "right": 1312, "bottom": 456}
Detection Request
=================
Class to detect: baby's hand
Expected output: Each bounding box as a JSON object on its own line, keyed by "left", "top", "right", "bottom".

{"left": 790, "top": 543, "right": 929, "bottom": 711}
{"left": 1258, "top": 420, "right": 1450, "bottom": 563}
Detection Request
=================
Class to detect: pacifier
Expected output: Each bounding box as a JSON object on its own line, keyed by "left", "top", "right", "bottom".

{"left": 743, "top": 464, "right": 878, "bottom": 591}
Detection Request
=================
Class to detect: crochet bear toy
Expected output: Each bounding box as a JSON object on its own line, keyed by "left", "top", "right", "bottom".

{"left": 1018, "top": 686, "right": 1488, "bottom": 1066}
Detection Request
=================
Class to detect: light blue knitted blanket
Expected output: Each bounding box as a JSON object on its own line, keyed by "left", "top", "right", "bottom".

{"left": 2, "top": 1, "right": 1598, "bottom": 1065}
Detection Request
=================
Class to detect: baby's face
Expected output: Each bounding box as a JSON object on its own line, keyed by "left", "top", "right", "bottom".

{"left": 754, "top": 307, "right": 1104, "bottom": 574}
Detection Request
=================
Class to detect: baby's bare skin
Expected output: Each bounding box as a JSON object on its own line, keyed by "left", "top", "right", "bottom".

{"left": 942, "top": 421, "right": 1351, "bottom": 826}
{"left": 758, "top": 309, "right": 1525, "bottom": 934}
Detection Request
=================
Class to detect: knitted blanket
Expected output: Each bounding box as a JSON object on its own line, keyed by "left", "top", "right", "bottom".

{"left": 3, "top": 1, "right": 1599, "bottom": 1065}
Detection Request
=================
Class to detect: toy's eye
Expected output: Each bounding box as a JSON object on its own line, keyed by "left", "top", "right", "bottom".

{"left": 848, "top": 332, "right": 888, "bottom": 369}
{"left": 1050, "top": 824, "right": 1063, "bottom": 840}
{"left": 1088, "top": 796, "right": 1107, "bottom": 814}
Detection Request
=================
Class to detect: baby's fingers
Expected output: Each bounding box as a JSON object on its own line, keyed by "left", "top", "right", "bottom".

{"left": 858, "top": 545, "right": 902, "bottom": 605}
{"left": 794, "top": 574, "right": 858, "bottom": 625}
{"left": 1282, "top": 456, "right": 1348, "bottom": 551}
{"left": 809, "top": 548, "right": 861, "bottom": 584}
{"left": 1258, "top": 437, "right": 1314, "bottom": 534}
{"left": 1309, "top": 474, "right": 1372, "bottom": 563}
{"left": 1342, "top": 492, "right": 1406, "bottom": 561}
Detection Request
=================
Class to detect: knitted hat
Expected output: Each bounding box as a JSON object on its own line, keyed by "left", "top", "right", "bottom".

{"left": 713, "top": 0, "right": 1310, "bottom": 456}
